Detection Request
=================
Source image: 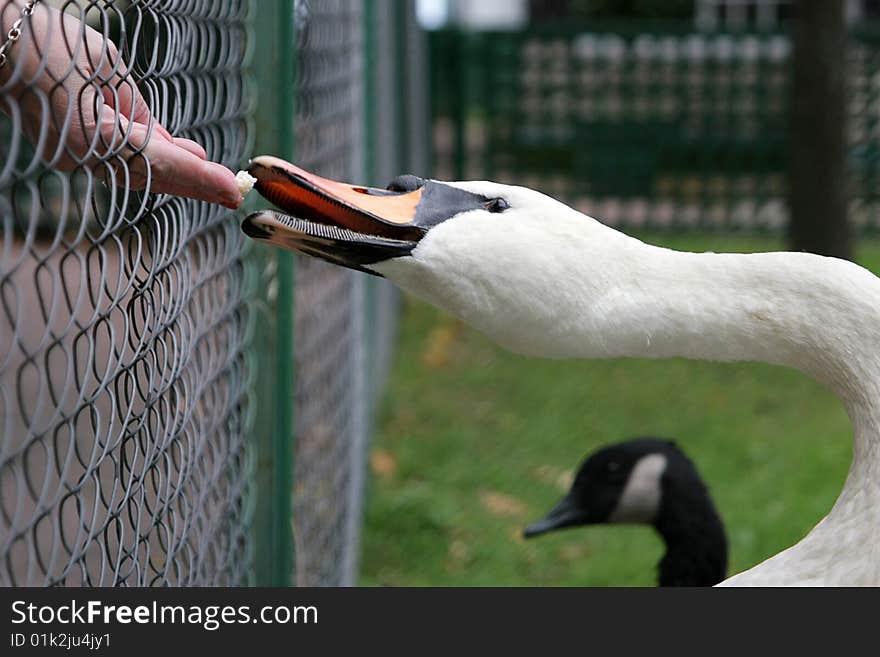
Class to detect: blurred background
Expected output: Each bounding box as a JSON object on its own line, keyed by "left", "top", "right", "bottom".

{"left": 0, "top": 0, "right": 872, "bottom": 586}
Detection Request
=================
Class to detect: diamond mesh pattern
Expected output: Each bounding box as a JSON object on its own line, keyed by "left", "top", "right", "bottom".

{"left": 0, "top": 0, "right": 253, "bottom": 586}
{"left": 290, "top": 0, "right": 367, "bottom": 587}
{"left": 1, "top": 0, "right": 414, "bottom": 588}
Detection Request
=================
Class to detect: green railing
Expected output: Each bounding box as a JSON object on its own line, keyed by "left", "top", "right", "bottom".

{"left": 247, "top": 0, "right": 296, "bottom": 588}
{"left": 430, "top": 23, "right": 880, "bottom": 232}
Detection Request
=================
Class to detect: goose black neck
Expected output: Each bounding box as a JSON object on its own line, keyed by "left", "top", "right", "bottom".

{"left": 653, "top": 481, "right": 728, "bottom": 587}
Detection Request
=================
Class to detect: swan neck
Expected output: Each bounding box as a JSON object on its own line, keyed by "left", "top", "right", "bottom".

{"left": 619, "top": 246, "right": 880, "bottom": 585}
{"left": 615, "top": 247, "right": 880, "bottom": 402}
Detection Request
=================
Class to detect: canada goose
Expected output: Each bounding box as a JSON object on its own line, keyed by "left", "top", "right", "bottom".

{"left": 242, "top": 157, "right": 880, "bottom": 585}
{"left": 524, "top": 438, "right": 727, "bottom": 586}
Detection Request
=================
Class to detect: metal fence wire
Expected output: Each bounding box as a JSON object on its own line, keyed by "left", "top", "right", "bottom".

{"left": 0, "top": 0, "right": 254, "bottom": 586}
{"left": 1, "top": 0, "right": 421, "bottom": 587}
{"left": 290, "top": 0, "right": 368, "bottom": 587}
{"left": 290, "top": 0, "right": 426, "bottom": 587}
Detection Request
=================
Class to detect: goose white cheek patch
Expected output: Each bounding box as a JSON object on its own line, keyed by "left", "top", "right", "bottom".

{"left": 609, "top": 453, "right": 667, "bottom": 524}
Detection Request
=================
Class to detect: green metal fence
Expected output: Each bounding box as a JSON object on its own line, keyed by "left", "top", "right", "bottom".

{"left": 2, "top": 0, "right": 258, "bottom": 587}
{"left": 247, "top": 0, "right": 427, "bottom": 587}
{"left": 430, "top": 23, "right": 880, "bottom": 232}
{"left": 1, "top": 0, "right": 425, "bottom": 588}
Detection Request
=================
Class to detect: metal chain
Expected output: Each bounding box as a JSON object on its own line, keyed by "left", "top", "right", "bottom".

{"left": 0, "top": 1, "right": 39, "bottom": 70}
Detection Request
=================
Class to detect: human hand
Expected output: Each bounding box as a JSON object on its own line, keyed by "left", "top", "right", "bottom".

{"left": 0, "top": 1, "right": 243, "bottom": 209}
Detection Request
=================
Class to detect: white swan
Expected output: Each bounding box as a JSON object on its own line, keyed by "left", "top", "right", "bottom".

{"left": 242, "top": 156, "right": 880, "bottom": 586}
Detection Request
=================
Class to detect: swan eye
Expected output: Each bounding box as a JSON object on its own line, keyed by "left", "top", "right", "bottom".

{"left": 485, "top": 198, "right": 510, "bottom": 213}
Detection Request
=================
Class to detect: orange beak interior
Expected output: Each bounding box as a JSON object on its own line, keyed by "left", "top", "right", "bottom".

{"left": 247, "top": 155, "right": 424, "bottom": 241}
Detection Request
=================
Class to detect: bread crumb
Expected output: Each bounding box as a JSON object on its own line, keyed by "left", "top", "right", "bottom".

{"left": 236, "top": 170, "right": 257, "bottom": 197}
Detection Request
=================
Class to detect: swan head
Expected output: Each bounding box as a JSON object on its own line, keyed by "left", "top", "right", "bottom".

{"left": 241, "top": 156, "right": 514, "bottom": 274}
{"left": 243, "top": 157, "right": 633, "bottom": 357}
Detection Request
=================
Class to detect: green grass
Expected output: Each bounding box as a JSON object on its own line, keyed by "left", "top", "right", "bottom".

{"left": 359, "top": 233, "right": 880, "bottom": 586}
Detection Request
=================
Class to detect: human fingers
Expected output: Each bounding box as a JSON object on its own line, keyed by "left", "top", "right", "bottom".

{"left": 172, "top": 137, "right": 207, "bottom": 160}
{"left": 100, "top": 107, "right": 241, "bottom": 208}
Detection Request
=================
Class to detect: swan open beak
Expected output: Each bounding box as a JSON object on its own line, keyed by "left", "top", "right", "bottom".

{"left": 523, "top": 495, "right": 590, "bottom": 538}
{"left": 241, "top": 155, "right": 494, "bottom": 275}
{"left": 242, "top": 156, "right": 423, "bottom": 275}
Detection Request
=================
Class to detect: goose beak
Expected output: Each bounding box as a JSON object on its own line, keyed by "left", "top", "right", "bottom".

{"left": 523, "top": 495, "right": 589, "bottom": 538}
{"left": 242, "top": 155, "right": 496, "bottom": 275}
{"left": 242, "top": 156, "right": 423, "bottom": 275}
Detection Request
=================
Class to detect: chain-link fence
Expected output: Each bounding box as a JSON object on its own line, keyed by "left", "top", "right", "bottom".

{"left": 430, "top": 24, "right": 880, "bottom": 232}
{"left": 289, "top": 0, "right": 427, "bottom": 587}
{"left": 0, "top": 0, "right": 254, "bottom": 586}
{"left": 290, "top": 0, "right": 368, "bottom": 587}
{"left": 1, "top": 0, "right": 425, "bottom": 587}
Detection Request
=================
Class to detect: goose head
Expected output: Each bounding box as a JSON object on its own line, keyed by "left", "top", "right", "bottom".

{"left": 523, "top": 438, "right": 675, "bottom": 537}
{"left": 242, "top": 156, "right": 631, "bottom": 358}
{"left": 523, "top": 438, "right": 728, "bottom": 586}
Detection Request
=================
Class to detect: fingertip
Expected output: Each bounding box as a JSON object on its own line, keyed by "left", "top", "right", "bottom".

{"left": 204, "top": 160, "right": 239, "bottom": 186}
{"left": 201, "top": 161, "right": 244, "bottom": 207}
{"left": 143, "top": 142, "right": 243, "bottom": 208}
{"left": 223, "top": 196, "right": 244, "bottom": 210}
{"left": 218, "top": 187, "right": 244, "bottom": 210}
{"left": 222, "top": 191, "right": 245, "bottom": 210}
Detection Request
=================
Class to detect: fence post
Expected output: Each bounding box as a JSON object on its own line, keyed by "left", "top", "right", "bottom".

{"left": 363, "top": 0, "right": 379, "bottom": 390}
{"left": 394, "top": 0, "right": 410, "bottom": 173}
{"left": 787, "top": 0, "right": 851, "bottom": 258}
{"left": 452, "top": 30, "right": 467, "bottom": 180}
{"left": 250, "top": 0, "right": 296, "bottom": 587}
{"left": 402, "top": 0, "right": 431, "bottom": 176}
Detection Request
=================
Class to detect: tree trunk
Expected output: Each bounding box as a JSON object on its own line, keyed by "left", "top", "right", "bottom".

{"left": 787, "top": 0, "right": 851, "bottom": 259}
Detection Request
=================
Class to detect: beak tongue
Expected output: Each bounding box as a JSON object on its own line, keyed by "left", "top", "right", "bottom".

{"left": 523, "top": 495, "right": 589, "bottom": 538}
{"left": 245, "top": 155, "right": 424, "bottom": 241}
